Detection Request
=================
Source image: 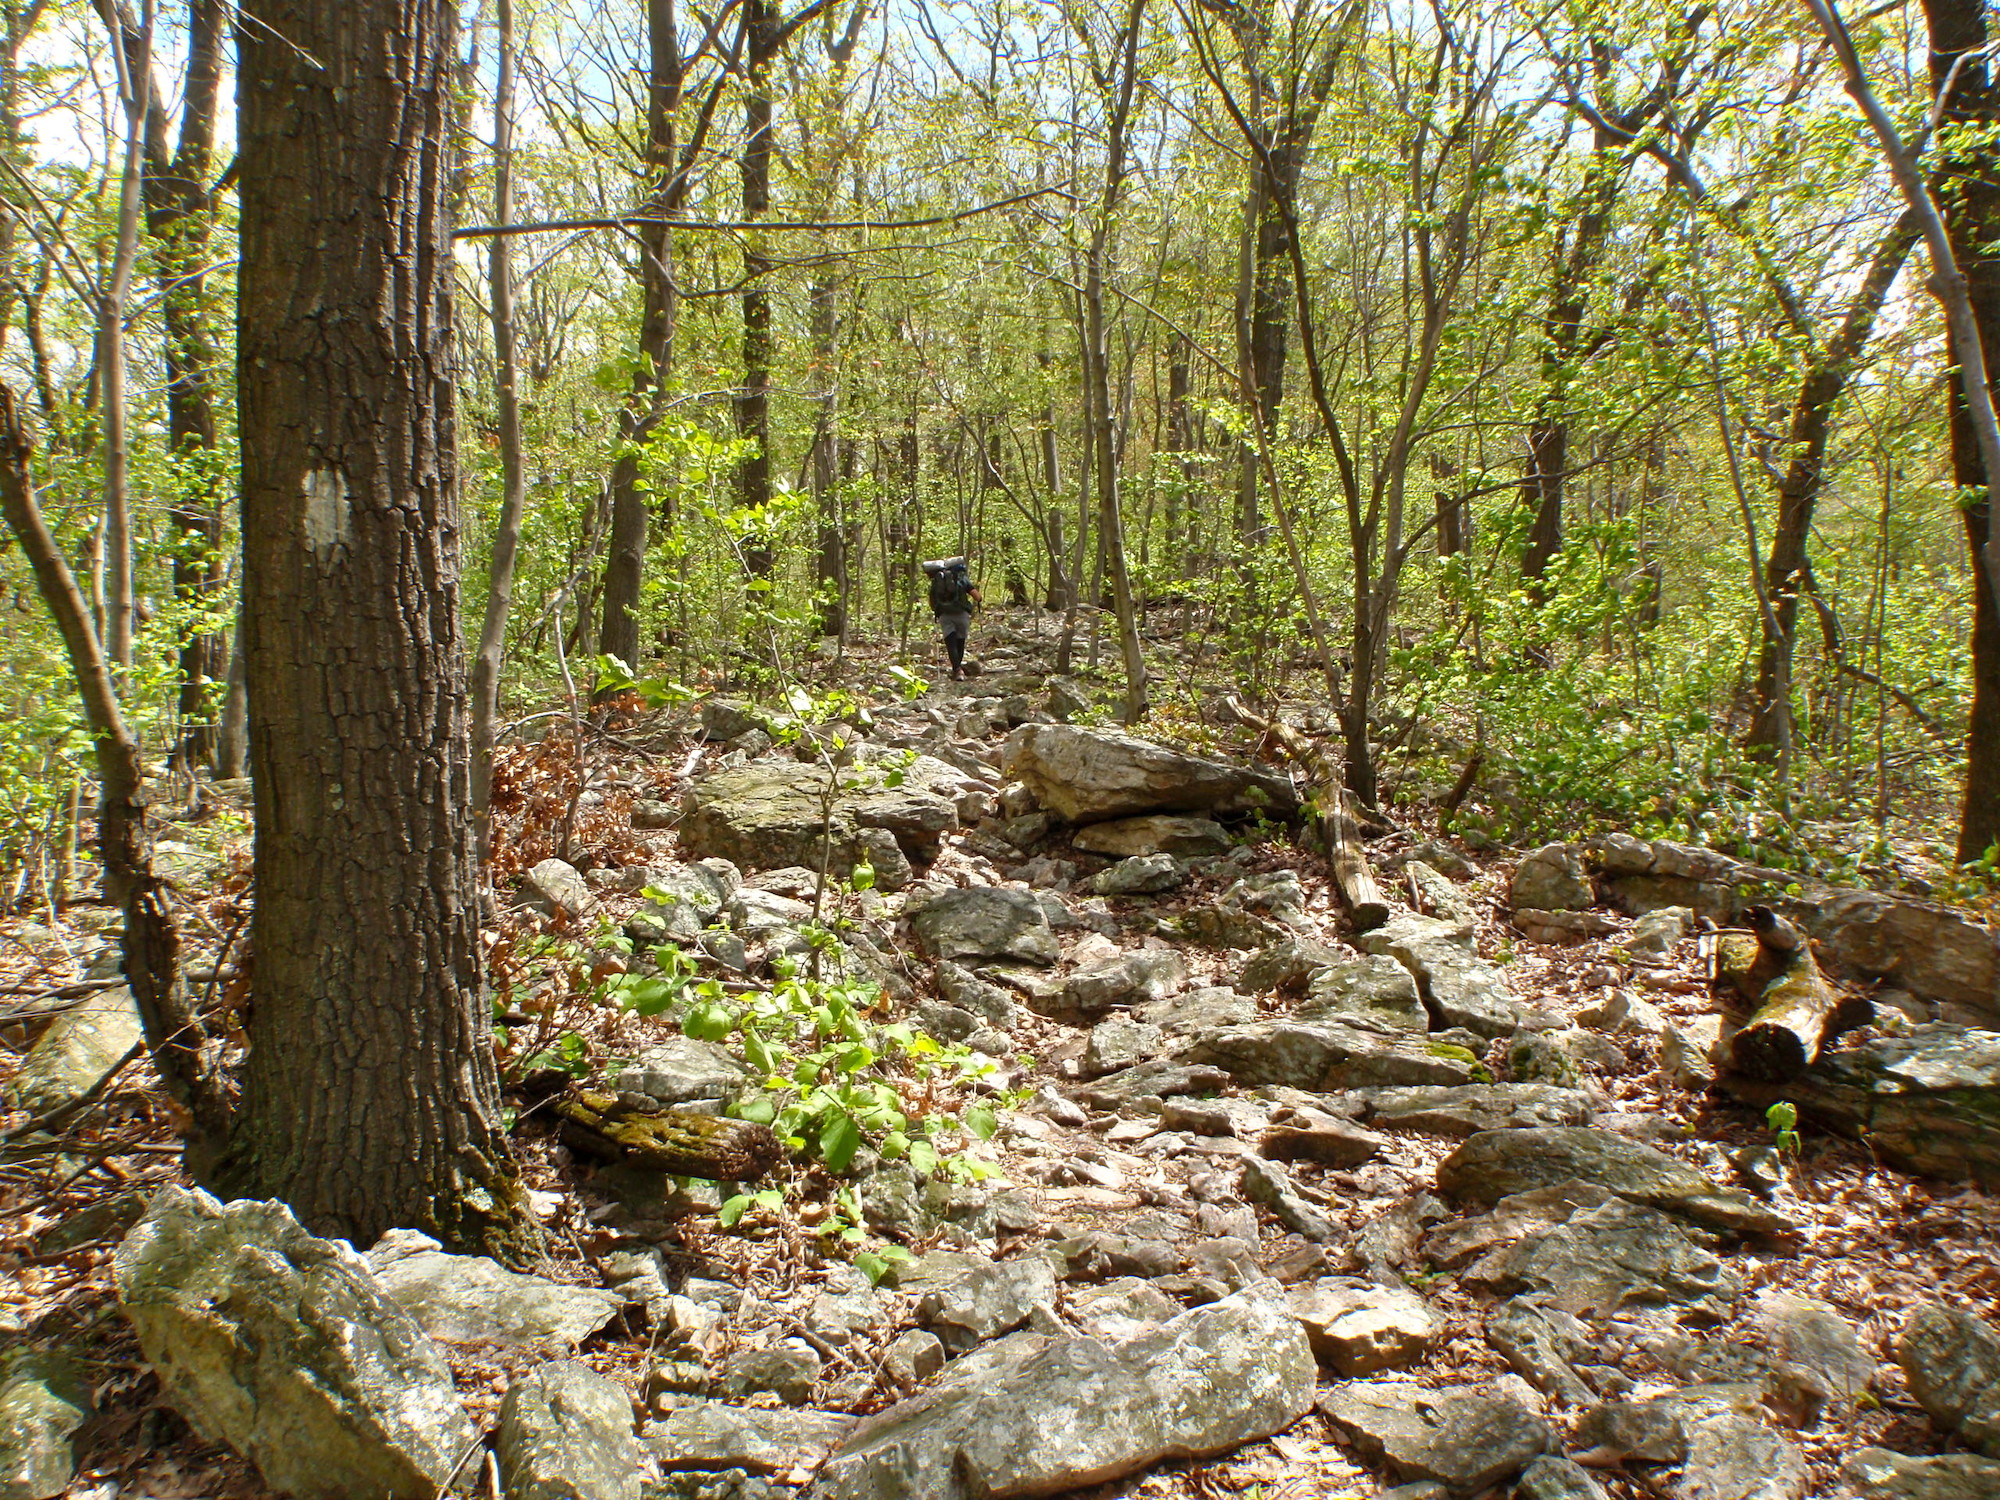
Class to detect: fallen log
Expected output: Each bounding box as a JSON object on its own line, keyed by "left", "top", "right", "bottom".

{"left": 1717, "top": 906, "right": 1868, "bottom": 1083}
{"left": 555, "top": 1089, "right": 785, "bottom": 1181}
{"left": 1222, "top": 696, "right": 1388, "bottom": 932}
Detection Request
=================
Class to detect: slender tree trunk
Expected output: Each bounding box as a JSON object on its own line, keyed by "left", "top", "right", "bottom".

{"left": 810, "top": 272, "right": 844, "bottom": 637}
{"left": 1745, "top": 210, "right": 1918, "bottom": 754}
{"left": 96, "top": 0, "right": 148, "bottom": 673}
{"left": 599, "top": 0, "right": 682, "bottom": 675}
{"left": 233, "top": 0, "right": 537, "bottom": 1262}
{"left": 471, "top": 0, "right": 528, "bottom": 857}
{"left": 737, "top": 0, "right": 776, "bottom": 576}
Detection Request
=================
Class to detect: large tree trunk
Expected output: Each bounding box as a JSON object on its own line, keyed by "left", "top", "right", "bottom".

{"left": 233, "top": 0, "right": 538, "bottom": 1263}
{"left": 1745, "top": 211, "right": 1919, "bottom": 756}
{"left": 1920, "top": 0, "right": 2000, "bottom": 862}
{"left": 598, "top": 0, "right": 682, "bottom": 677}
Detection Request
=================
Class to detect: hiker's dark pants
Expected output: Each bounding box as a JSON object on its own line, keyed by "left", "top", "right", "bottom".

{"left": 937, "top": 611, "right": 970, "bottom": 672}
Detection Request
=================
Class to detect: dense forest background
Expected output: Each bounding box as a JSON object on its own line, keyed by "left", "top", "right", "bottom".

{"left": 0, "top": 0, "right": 1989, "bottom": 903}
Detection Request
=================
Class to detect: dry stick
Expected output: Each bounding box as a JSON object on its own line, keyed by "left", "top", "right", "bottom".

{"left": 1803, "top": 0, "right": 2000, "bottom": 621}
{"left": 0, "top": 384, "right": 230, "bottom": 1149}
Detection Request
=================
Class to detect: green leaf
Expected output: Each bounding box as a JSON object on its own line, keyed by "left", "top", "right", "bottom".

{"left": 734, "top": 1094, "right": 777, "bottom": 1126}
{"left": 718, "top": 1193, "right": 752, "bottom": 1228}
{"left": 820, "top": 1112, "right": 862, "bottom": 1174}
{"left": 908, "top": 1139, "right": 939, "bottom": 1177}
{"left": 683, "top": 1000, "right": 735, "bottom": 1042}
{"left": 964, "top": 1101, "right": 998, "bottom": 1140}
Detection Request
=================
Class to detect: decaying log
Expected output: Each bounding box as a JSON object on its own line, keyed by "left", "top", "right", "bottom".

{"left": 1223, "top": 696, "right": 1388, "bottom": 931}
{"left": 555, "top": 1090, "right": 785, "bottom": 1181}
{"left": 1716, "top": 906, "right": 1868, "bottom": 1083}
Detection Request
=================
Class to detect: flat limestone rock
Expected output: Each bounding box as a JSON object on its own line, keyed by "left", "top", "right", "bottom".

{"left": 1318, "top": 1378, "right": 1551, "bottom": 1494}
{"left": 1678, "top": 1412, "right": 1809, "bottom": 1500}
{"left": 1423, "top": 1182, "right": 1624, "bottom": 1270}
{"left": 1510, "top": 844, "right": 1595, "bottom": 913}
{"left": 1461, "top": 1198, "right": 1738, "bottom": 1323}
{"left": 649, "top": 1402, "right": 856, "bottom": 1475}
{"left": 1297, "top": 957, "right": 1427, "bottom": 1034}
{"left": 8, "top": 985, "right": 143, "bottom": 1116}
{"left": 1188, "top": 1021, "right": 1482, "bottom": 1092}
{"left": 498, "top": 1361, "right": 644, "bottom": 1500}
{"left": 1057, "top": 950, "right": 1187, "bottom": 1017}
{"left": 1897, "top": 1302, "right": 2000, "bottom": 1458}
{"left": 1843, "top": 1447, "right": 2000, "bottom": 1499}
{"left": 1002, "top": 723, "right": 1299, "bottom": 825}
{"left": 615, "top": 1037, "right": 753, "bottom": 1106}
{"left": 909, "top": 888, "right": 1059, "bottom": 966}
{"left": 1436, "top": 1128, "right": 1795, "bottom": 1237}
{"left": 1356, "top": 1083, "right": 1595, "bottom": 1137}
{"left": 1360, "top": 915, "right": 1523, "bottom": 1039}
{"left": 916, "top": 1258, "right": 1061, "bottom": 1354}
{"left": 1071, "top": 815, "right": 1230, "bottom": 858}
{"left": 112, "top": 1187, "right": 479, "bottom": 1500}
{"left": 808, "top": 1292, "right": 1315, "bottom": 1500}
{"left": 365, "top": 1231, "right": 623, "bottom": 1348}
{"left": 680, "top": 758, "right": 966, "bottom": 875}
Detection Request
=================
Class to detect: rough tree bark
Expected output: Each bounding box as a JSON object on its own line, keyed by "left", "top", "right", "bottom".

{"left": 233, "top": 0, "right": 539, "bottom": 1261}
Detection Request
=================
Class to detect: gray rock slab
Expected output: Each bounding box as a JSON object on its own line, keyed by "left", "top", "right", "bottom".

{"left": 1285, "top": 1280, "right": 1438, "bottom": 1375}
{"left": 1082, "top": 1018, "right": 1167, "bottom": 1077}
{"left": 8, "top": 985, "right": 143, "bottom": 1116}
{"left": 1074, "top": 1062, "right": 1232, "bottom": 1110}
{"left": 1317, "top": 1378, "right": 1551, "bottom": 1494}
{"left": 1089, "top": 853, "right": 1187, "bottom": 896}
{"left": 1297, "top": 957, "right": 1427, "bottom": 1033}
{"left": 525, "top": 857, "right": 599, "bottom": 918}
{"left": 718, "top": 1343, "right": 822, "bottom": 1406}
{"left": 1485, "top": 1295, "right": 1597, "bottom": 1406}
{"left": 367, "top": 1230, "right": 623, "bottom": 1348}
{"left": 1002, "top": 724, "right": 1299, "bottom": 825}
{"left": 1461, "top": 1198, "right": 1738, "bottom": 1322}
{"left": 1678, "top": 1412, "right": 1809, "bottom": 1500}
{"left": 1071, "top": 815, "right": 1230, "bottom": 858}
{"left": 1754, "top": 1291, "right": 1873, "bottom": 1406}
{"left": 1136, "top": 985, "right": 1254, "bottom": 1034}
{"left": 1360, "top": 915, "right": 1523, "bottom": 1038}
{"left": 498, "top": 1361, "right": 644, "bottom": 1500}
{"left": 1057, "top": 950, "right": 1186, "bottom": 1017}
{"left": 1510, "top": 844, "right": 1595, "bottom": 913}
{"left": 1424, "top": 1182, "right": 1624, "bottom": 1270}
{"left": 1436, "top": 1127, "right": 1796, "bottom": 1237}
{"left": 1518, "top": 1456, "right": 1611, "bottom": 1500}
{"left": 1356, "top": 1083, "right": 1594, "bottom": 1137}
{"left": 910, "top": 888, "right": 1059, "bottom": 966}
{"left": 807, "top": 1292, "right": 1315, "bottom": 1500}
{"left": 1572, "top": 1384, "right": 1763, "bottom": 1464}
{"left": 1898, "top": 1302, "right": 2000, "bottom": 1458}
{"left": 1188, "top": 1021, "right": 1482, "bottom": 1091}
{"left": 616, "top": 1037, "right": 753, "bottom": 1106}
{"left": 648, "top": 1403, "right": 856, "bottom": 1476}
{"left": 1843, "top": 1448, "right": 2000, "bottom": 1499}
{"left": 916, "top": 1258, "right": 1061, "bottom": 1354}
{"left": 1240, "top": 1156, "right": 1341, "bottom": 1242}
{"left": 0, "top": 1350, "right": 90, "bottom": 1500}
{"left": 680, "top": 760, "right": 961, "bottom": 875}
{"left": 113, "top": 1187, "right": 479, "bottom": 1500}
{"left": 1241, "top": 938, "right": 1347, "bottom": 996}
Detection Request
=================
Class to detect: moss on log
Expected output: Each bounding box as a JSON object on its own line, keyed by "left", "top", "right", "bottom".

{"left": 555, "top": 1090, "right": 785, "bottom": 1181}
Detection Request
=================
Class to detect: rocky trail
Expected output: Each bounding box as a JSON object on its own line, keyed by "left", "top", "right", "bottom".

{"left": 5, "top": 616, "right": 2000, "bottom": 1500}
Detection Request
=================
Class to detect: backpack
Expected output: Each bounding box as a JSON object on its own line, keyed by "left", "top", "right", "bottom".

{"left": 928, "top": 563, "right": 972, "bottom": 614}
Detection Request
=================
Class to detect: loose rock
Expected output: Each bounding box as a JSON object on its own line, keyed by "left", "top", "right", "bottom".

{"left": 1089, "top": 853, "right": 1187, "bottom": 896}
{"left": 0, "top": 1350, "right": 91, "bottom": 1500}
{"left": 648, "top": 1403, "right": 856, "bottom": 1476}
{"left": 498, "top": 1361, "right": 644, "bottom": 1500}
{"left": 1842, "top": 1447, "right": 2000, "bottom": 1499}
{"left": 1360, "top": 915, "right": 1523, "bottom": 1038}
{"left": 1318, "top": 1378, "right": 1551, "bottom": 1494}
{"left": 1897, "top": 1302, "right": 2000, "bottom": 1458}
{"left": 910, "top": 887, "right": 1060, "bottom": 966}
{"left": 809, "top": 1292, "right": 1315, "bottom": 1500}
{"left": 1286, "top": 1280, "right": 1439, "bottom": 1375}
{"left": 366, "top": 1230, "right": 623, "bottom": 1348}
{"left": 1071, "top": 815, "right": 1231, "bottom": 858}
{"left": 1003, "top": 724, "right": 1298, "bottom": 825}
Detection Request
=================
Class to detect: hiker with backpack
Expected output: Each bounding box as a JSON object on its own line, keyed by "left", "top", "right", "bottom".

{"left": 921, "top": 556, "right": 980, "bottom": 680}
